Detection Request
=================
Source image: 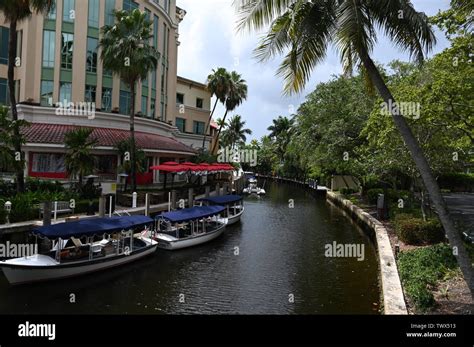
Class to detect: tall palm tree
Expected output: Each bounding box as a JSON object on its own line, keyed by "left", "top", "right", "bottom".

{"left": 115, "top": 139, "right": 147, "bottom": 192}
{"left": 267, "top": 116, "right": 294, "bottom": 158}
{"left": 211, "top": 71, "right": 248, "bottom": 154}
{"left": 236, "top": 0, "right": 474, "bottom": 295}
{"left": 0, "top": 0, "right": 55, "bottom": 193}
{"left": 201, "top": 68, "right": 232, "bottom": 150}
{"left": 100, "top": 9, "right": 160, "bottom": 193}
{"left": 221, "top": 115, "right": 253, "bottom": 149}
{"left": 64, "top": 128, "right": 97, "bottom": 190}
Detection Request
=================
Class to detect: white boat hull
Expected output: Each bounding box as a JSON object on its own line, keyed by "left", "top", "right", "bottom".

{"left": 222, "top": 207, "right": 244, "bottom": 225}
{"left": 0, "top": 241, "right": 157, "bottom": 285}
{"left": 155, "top": 223, "right": 226, "bottom": 250}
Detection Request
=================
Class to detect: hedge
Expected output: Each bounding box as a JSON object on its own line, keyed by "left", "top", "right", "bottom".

{"left": 394, "top": 214, "right": 445, "bottom": 245}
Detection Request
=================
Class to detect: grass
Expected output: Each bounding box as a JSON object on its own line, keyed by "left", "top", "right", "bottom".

{"left": 397, "top": 243, "right": 458, "bottom": 312}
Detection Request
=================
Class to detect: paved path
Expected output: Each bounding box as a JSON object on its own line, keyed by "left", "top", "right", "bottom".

{"left": 443, "top": 193, "right": 474, "bottom": 241}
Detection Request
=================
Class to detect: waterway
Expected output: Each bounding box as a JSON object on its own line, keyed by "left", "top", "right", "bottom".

{"left": 0, "top": 182, "right": 380, "bottom": 314}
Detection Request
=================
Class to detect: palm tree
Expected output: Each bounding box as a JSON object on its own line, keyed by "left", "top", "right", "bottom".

{"left": 100, "top": 9, "right": 160, "bottom": 193}
{"left": 0, "top": 0, "right": 55, "bottom": 193}
{"left": 222, "top": 115, "right": 252, "bottom": 149}
{"left": 201, "top": 68, "right": 232, "bottom": 150}
{"left": 267, "top": 116, "right": 294, "bottom": 158}
{"left": 236, "top": 0, "right": 474, "bottom": 294}
{"left": 115, "top": 139, "right": 147, "bottom": 192}
{"left": 211, "top": 71, "right": 248, "bottom": 154}
{"left": 64, "top": 128, "right": 97, "bottom": 190}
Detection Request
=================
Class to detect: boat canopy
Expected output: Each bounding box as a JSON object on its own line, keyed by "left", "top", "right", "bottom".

{"left": 158, "top": 206, "right": 225, "bottom": 223}
{"left": 197, "top": 195, "right": 242, "bottom": 205}
{"left": 33, "top": 216, "right": 154, "bottom": 239}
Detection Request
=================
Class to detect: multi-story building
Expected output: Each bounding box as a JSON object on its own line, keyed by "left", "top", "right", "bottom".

{"left": 0, "top": 0, "right": 215, "bottom": 185}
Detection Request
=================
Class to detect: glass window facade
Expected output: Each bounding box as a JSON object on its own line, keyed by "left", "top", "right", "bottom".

{"left": 105, "top": 0, "right": 116, "bottom": 26}
{"left": 123, "top": 0, "right": 139, "bottom": 11}
{"left": 88, "top": 0, "right": 100, "bottom": 28}
{"left": 150, "top": 98, "right": 155, "bottom": 118}
{"left": 141, "top": 96, "right": 148, "bottom": 115}
{"left": 0, "top": 26, "right": 9, "bottom": 65}
{"left": 59, "top": 82, "right": 72, "bottom": 104}
{"left": 153, "top": 15, "right": 159, "bottom": 48}
{"left": 196, "top": 98, "right": 203, "bottom": 109}
{"left": 63, "top": 0, "right": 75, "bottom": 22}
{"left": 176, "top": 93, "right": 184, "bottom": 105}
{"left": 119, "top": 90, "right": 131, "bottom": 114}
{"left": 193, "top": 121, "right": 205, "bottom": 135}
{"left": 85, "top": 85, "right": 96, "bottom": 103}
{"left": 0, "top": 78, "right": 8, "bottom": 105}
{"left": 61, "top": 33, "right": 74, "bottom": 70}
{"left": 176, "top": 118, "right": 186, "bottom": 133}
{"left": 102, "top": 88, "right": 112, "bottom": 112}
{"left": 86, "top": 37, "right": 98, "bottom": 73}
{"left": 47, "top": 0, "right": 57, "bottom": 20}
{"left": 42, "top": 30, "right": 55, "bottom": 67}
{"left": 40, "top": 80, "right": 54, "bottom": 106}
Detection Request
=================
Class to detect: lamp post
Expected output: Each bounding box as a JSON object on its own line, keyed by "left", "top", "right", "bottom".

{"left": 4, "top": 201, "right": 12, "bottom": 224}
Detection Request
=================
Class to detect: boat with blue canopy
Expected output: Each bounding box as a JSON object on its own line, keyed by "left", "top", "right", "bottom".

{"left": 150, "top": 206, "right": 227, "bottom": 250}
{"left": 196, "top": 195, "right": 244, "bottom": 225}
{"left": 0, "top": 216, "right": 157, "bottom": 285}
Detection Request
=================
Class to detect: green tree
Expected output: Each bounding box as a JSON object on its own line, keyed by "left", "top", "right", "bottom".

{"left": 0, "top": 106, "right": 28, "bottom": 173}
{"left": 115, "top": 139, "right": 147, "bottom": 192}
{"left": 64, "top": 128, "right": 98, "bottom": 190}
{"left": 211, "top": 71, "right": 248, "bottom": 153}
{"left": 100, "top": 9, "right": 160, "bottom": 193}
{"left": 0, "top": 0, "right": 55, "bottom": 193}
{"left": 202, "top": 68, "right": 232, "bottom": 150}
{"left": 267, "top": 116, "right": 294, "bottom": 159}
{"left": 236, "top": 0, "right": 474, "bottom": 294}
{"left": 221, "top": 115, "right": 252, "bottom": 149}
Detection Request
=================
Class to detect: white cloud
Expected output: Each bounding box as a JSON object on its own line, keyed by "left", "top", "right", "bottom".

{"left": 177, "top": 0, "right": 452, "bottom": 140}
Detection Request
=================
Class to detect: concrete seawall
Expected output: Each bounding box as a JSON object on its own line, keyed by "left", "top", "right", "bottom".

{"left": 326, "top": 191, "right": 407, "bottom": 314}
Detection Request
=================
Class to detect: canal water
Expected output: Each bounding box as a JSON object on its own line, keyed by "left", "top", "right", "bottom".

{"left": 0, "top": 182, "right": 380, "bottom": 314}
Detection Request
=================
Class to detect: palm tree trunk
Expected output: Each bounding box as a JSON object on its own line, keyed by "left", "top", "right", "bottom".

{"left": 211, "top": 109, "right": 229, "bottom": 154}
{"left": 201, "top": 98, "right": 219, "bottom": 150}
{"left": 130, "top": 83, "right": 137, "bottom": 193}
{"left": 8, "top": 20, "right": 25, "bottom": 193}
{"left": 360, "top": 48, "right": 474, "bottom": 296}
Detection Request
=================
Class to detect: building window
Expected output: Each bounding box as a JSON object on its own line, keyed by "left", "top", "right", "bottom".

{"left": 141, "top": 96, "right": 148, "bottom": 115}
{"left": 86, "top": 37, "right": 98, "bottom": 73}
{"left": 31, "top": 153, "right": 65, "bottom": 174}
{"left": 151, "top": 69, "right": 157, "bottom": 90}
{"left": 143, "top": 74, "right": 148, "bottom": 88}
{"left": 0, "top": 26, "right": 9, "bottom": 65}
{"left": 176, "top": 118, "right": 186, "bottom": 133}
{"left": 96, "top": 155, "right": 117, "bottom": 175}
{"left": 61, "top": 33, "right": 74, "bottom": 70}
{"left": 0, "top": 78, "right": 8, "bottom": 105}
{"left": 105, "top": 0, "right": 116, "bottom": 26}
{"left": 102, "top": 88, "right": 112, "bottom": 112}
{"left": 59, "top": 82, "right": 72, "bottom": 104}
{"left": 123, "top": 0, "right": 138, "bottom": 11}
{"left": 88, "top": 0, "right": 100, "bottom": 28}
{"left": 176, "top": 93, "right": 184, "bottom": 105}
{"left": 40, "top": 80, "right": 54, "bottom": 106}
{"left": 160, "top": 101, "right": 164, "bottom": 121}
{"left": 153, "top": 15, "right": 159, "bottom": 48}
{"left": 161, "top": 66, "right": 165, "bottom": 93}
{"left": 47, "top": 0, "right": 56, "bottom": 20}
{"left": 42, "top": 30, "right": 55, "bottom": 68}
{"left": 162, "top": 23, "right": 168, "bottom": 58}
{"left": 196, "top": 98, "right": 203, "bottom": 109}
{"left": 119, "top": 90, "right": 131, "bottom": 114}
{"left": 16, "top": 30, "right": 22, "bottom": 64}
{"left": 193, "top": 121, "right": 205, "bottom": 135}
{"left": 165, "top": 0, "right": 170, "bottom": 14}
{"left": 85, "top": 85, "right": 96, "bottom": 103}
{"left": 150, "top": 98, "right": 155, "bottom": 118}
{"left": 63, "top": 0, "right": 75, "bottom": 23}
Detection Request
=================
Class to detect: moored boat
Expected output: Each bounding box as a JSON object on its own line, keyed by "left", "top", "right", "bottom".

{"left": 151, "top": 206, "right": 227, "bottom": 250}
{"left": 0, "top": 216, "right": 157, "bottom": 285}
{"left": 196, "top": 195, "right": 244, "bottom": 225}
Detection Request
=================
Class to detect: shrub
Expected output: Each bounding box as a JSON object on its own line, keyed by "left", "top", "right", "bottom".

{"left": 438, "top": 173, "right": 474, "bottom": 193}
{"left": 366, "top": 188, "right": 384, "bottom": 204}
{"left": 26, "top": 178, "right": 65, "bottom": 193}
{"left": 397, "top": 243, "right": 458, "bottom": 312}
{"left": 394, "top": 214, "right": 445, "bottom": 245}
{"left": 74, "top": 200, "right": 99, "bottom": 214}
{"left": 340, "top": 187, "right": 358, "bottom": 195}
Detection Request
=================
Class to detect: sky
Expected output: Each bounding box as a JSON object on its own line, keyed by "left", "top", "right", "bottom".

{"left": 176, "top": 0, "right": 452, "bottom": 141}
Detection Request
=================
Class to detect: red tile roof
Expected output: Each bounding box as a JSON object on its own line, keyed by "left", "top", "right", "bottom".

{"left": 22, "top": 123, "right": 196, "bottom": 154}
